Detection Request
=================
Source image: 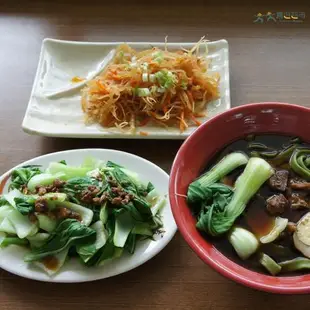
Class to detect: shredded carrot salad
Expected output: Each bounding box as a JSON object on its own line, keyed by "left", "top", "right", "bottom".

{"left": 81, "top": 38, "right": 220, "bottom": 133}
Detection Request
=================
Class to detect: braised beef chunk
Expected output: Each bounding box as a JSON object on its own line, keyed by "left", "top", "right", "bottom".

{"left": 268, "top": 170, "right": 289, "bottom": 192}
{"left": 291, "top": 193, "right": 309, "bottom": 209}
{"left": 266, "top": 194, "right": 288, "bottom": 215}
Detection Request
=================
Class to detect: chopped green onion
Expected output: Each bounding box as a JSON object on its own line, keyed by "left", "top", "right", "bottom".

{"left": 142, "top": 73, "right": 149, "bottom": 82}
{"left": 181, "top": 80, "right": 188, "bottom": 90}
{"left": 152, "top": 51, "right": 163, "bottom": 63}
{"left": 136, "top": 88, "right": 150, "bottom": 97}
{"left": 260, "top": 217, "right": 288, "bottom": 244}
{"left": 260, "top": 253, "right": 281, "bottom": 275}
{"left": 149, "top": 74, "right": 156, "bottom": 83}
{"left": 155, "top": 70, "right": 177, "bottom": 89}
{"left": 228, "top": 227, "right": 259, "bottom": 260}
{"left": 142, "top": 62, "right": 148, "bottom": 72}
{"left": 157, "top": 87, "right": 166, "bottom": 93}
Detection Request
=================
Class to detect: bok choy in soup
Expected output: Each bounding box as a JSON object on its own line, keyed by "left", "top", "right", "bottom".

{"left": 187, "top": 135, "right": 310, "bottom": 276}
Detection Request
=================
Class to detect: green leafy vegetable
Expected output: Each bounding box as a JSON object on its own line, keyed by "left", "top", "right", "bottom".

{"left": 62, "top": 177, "right": 99, "bottom": 204}
{"left": 132, "top": 222, "right": 153, "bottom": 237}
{"left": 34, "top": 248, "right": 69, "bottom": 276}
{"left": 14, "top": 196, "right": 35, "bottom": 215}
{"left": 9, "top": 165, "right": 42, "bottom": 190}
{"left": 1, "top": 237, "right": 28, "bottom": 247}
{"left": 106, "top": 161, "right": 123, "bottom": 168}
{"left": 0, "top": 196, "right": 8, "bottom": 206}
{"left": 57, "top": 201, "right": 94, "bottom": 226}
{"left": 24, "top": 219, "right": 96, "bottom": 262}
{"left": 124, "top": 233, "right": 136, "bottom": 254}
{"left": 187, "top": 152, "right": 248, "bottom": 204}
{"left": 27, "top": 172, "right": 66, "bottom": 192}
{"left": 228, "top": 227, "right": 259, "bottom": 260}
{"left": 99, "top": 203, "right": 108, "bottom": 224}
{"left": 77, "top": 221, "right": 108, "bottom": 263}
{"left": 48, "top": 162, "right": 91, "bottom": 180}
{"left": 113, "top": 211, "right": 134, "bottom": 247}
{"left": 0, "top": 217, "right": 16, "bottom": 234}
{"left": 192, "top": 157, "right": 274, "bottom": 236}
{"left": 290, "top": 148, "right": 310, "bottom": 181}
{"left": 260, "top": 253, "right": 281, "bottom": 275}
{"left": 146, "top": 182, "right": 155, "bottom": 193}
{"left": 3, "top": 157, "right": 165, "bottom": 273}
{"left": 196, "top": 184, "right": 234, "bottom": 234}
{"left": 27, "top": 233, "right": 50, "bottom": 248}
{"left": 36, "top": 214, "right": 57, "bottom": 233}
{"left": 279, "top": 257, "right": 310, "bottom": 272}
{"left": 7, "top": 209, "right": 38, "bottom": 238}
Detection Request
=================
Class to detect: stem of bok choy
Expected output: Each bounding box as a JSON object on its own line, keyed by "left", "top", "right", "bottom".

{"left": 228, "top": 227, "right": 259, "bottom": 260}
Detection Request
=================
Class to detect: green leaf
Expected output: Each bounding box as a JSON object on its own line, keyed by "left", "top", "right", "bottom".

{"left": 9, "top": 166, "right": 42, "bottom": 190}
{"left": 187, "top": 152, "right": 248, "bottom": 204}
{"left": 132, "top": 222, "right": 153, "bottom": 237}
{"left": 0, "top": 237, "right": 28, "bottom": 247}
{"left": 113, "top": 211, "right": 134, "bottom": 247}
{"left": 193, "top": 158, "right": 274, "bottom": 236}
{"left": 146, "top": 182, "right": 155, "bottom": 193}
{"left": 0, "top": 196, "right": 8, "bottom": 206}
{"left": 196, "top": 184, "right": 234, "bottom": 235}
{"left": 58, "top": 160, "right": 67, "bottom": 165}
{"left": 64, "top": 177, "right": 99, "bottom": 193}
{"left": 27, "top": 173, "right": 66, "bottom": 192}
{"left": 124, "top": 233, "right": 136, "bottom": 254}
{"left": 48, "top": 162, "right": 91, "bottom": 180}
{"left": 24, "top": 219, "right": 96, "bottom": 262}
{"left": 14, "top": 197, "right": 36, "bottom": 215}
{"left": 111, "top": 168, "right": 138, "bottom": 194}
{"left": 106, "top": 161, "right": 123, "bottom": 168}
{"left": 77, "top": 221, "right": 108, "bottom": 262}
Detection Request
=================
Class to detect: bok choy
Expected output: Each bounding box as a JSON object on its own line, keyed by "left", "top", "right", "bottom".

{"left": 228, "top": 227, "right": 259, "bottom": 260}
{"left": 0, "top": 156, "right": 165, "bottom": 276}
{"left": 189, "top": 157, "right": 274, "bottom": 236}
{"left": 187, "top": 152, "right": 248, "bottom": 203}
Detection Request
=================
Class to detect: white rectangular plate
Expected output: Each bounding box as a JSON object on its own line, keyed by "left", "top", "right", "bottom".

{"left": 22, "top": 38, "right": 230, "bottom": 139}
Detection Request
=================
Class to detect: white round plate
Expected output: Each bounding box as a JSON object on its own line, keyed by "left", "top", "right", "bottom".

{"left": 0, "top": 149, "right": 177, "bottom": 282}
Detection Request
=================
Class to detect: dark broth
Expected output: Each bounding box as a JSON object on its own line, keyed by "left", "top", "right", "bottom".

{"left": 204, "top": 134, "right": 310, "bottom": 276}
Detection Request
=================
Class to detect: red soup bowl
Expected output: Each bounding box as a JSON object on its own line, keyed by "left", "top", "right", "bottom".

{"left": 169, "top": 102, "right": 310, "bottom": 294}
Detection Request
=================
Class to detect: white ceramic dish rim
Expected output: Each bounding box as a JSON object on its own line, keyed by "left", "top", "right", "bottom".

{"left": 22, "top": 38, "right": 230, "bottom": 139}
{"left": 0, "top": 149, "right": 177, "bottom": 282}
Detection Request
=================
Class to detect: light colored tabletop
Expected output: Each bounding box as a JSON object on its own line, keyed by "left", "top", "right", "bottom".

{"left": 1, "top": 1, "right": 310, "bottom": 309}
